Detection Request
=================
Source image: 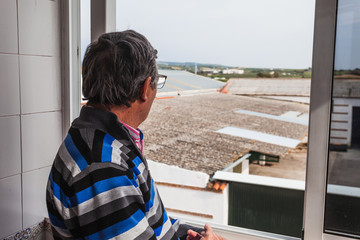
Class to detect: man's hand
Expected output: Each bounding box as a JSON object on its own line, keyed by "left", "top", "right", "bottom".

{"left": 186, "top": 223, "right": 226, "bottom": 240}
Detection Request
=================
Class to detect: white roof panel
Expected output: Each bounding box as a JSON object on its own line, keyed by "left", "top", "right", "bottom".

{"left": 236, "top": 109, "right": 309, "bottom": 126}
{"left": 216, "top": 126, "right": 301, "bottom": 148}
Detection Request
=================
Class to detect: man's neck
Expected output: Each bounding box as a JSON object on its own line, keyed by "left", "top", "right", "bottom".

{"left": 87, "top": 103, "right": 142, "bottom": 129}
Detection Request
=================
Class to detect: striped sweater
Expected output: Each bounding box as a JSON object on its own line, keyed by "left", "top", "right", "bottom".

{"left": 46, "top": 106, "right": 184, "bottom": 239}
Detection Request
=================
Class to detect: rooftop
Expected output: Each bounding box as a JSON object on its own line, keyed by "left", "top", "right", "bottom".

{"left": 158, "top": 70, "right": 225, "bottom": 95}
{"left": 142, "top": 92, "right": 308, "bottom": 179}
{"left": 225, "top": 78, "right": 311, "bottom": 96}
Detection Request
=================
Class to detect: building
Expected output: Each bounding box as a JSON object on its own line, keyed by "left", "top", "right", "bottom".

{"left": 330, "top": 79, "right": 360, "bottom": 147}
{"left": 199, "top": 67, "right": 220, "bottom": 74}
{"left": 222, "top": 68, "right": 245, "bottom": 74}
{"left": 142, "top": 92, "right": 309, "bottom": 237}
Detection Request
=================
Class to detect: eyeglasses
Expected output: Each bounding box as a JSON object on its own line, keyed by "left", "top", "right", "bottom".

{"left": 157, "top": 74, "right": 167, "bottom": 89}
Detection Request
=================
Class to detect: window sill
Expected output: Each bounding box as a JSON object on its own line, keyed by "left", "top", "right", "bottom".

{"left": 182, "top": 218, "right": 300, "bottom": 240}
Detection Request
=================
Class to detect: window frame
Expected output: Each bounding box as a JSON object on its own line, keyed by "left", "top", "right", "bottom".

{"left": 64, "top": 0, "right": 359, "bottom": 239}
{"left": 303, "top": 0, "right": 359, "bottom": 239}
{"left": 61, "top": 0, "right": 82, "bottom": 137}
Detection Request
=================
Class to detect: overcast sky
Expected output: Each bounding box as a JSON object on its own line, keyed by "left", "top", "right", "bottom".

{"left": 82, "top": 0, "right": 316, "bottom": 69}
{"left": 334, "top": 0, "right": 360, "bottom": 70}
{"left": 116, "top": 0, "right": 316, "bottom": 69}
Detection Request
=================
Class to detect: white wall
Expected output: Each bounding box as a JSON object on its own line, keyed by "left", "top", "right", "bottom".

{"left": 0, "top": 0, "right": 62, "bottom": 238}
{"left": 148, "top": 160, "right": 209, "bottom": 188}
{"left": 330, "top": 98, "right": 360, "bottom": 146}
{"left": 157, "top": 184, "right": 229, "bottom": 225}
{"left": 148, "top": 160, "right": 229, "bottom": 225}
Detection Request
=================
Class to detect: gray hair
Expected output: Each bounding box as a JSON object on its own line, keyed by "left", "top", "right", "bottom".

{"left": 82, "top": 30, "right": 158, "bottom": 107}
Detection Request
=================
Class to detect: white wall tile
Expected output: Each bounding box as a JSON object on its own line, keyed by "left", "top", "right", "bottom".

{"left": 0, "top": 0, "right": 18, "bottom": 54}
{"left": 20, "top": 55, "right": 61, "bottom": 114}
{"left": 22, "top": 166, "right": 51, "bottom": 228}
{"left": 0, "top": 116, "right": 21, "bottom": 179}
{"left": 18, "top": 0, "right": 60, "bottom": 56}
{"left": 22, "top": 111, "right": 62, "bottom": 172}
{"left": 0, "top": 54, "right": 20, "bottom": 116}
{"left": 0, "top": 175, "right": 22, "bottom": 239}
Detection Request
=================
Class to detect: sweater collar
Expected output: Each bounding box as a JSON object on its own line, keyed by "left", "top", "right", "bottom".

{"left": 72, "top": 106, "right": 132, "bottom": 141}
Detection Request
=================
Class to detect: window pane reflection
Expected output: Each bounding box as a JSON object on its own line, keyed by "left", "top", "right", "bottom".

{"left": 325, "top": 0, "right": 360, "bottom": 237}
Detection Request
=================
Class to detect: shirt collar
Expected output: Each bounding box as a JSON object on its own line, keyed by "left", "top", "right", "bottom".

{"left": 119, "top": 121, "right": 144, "bottom": 156}
{"left": 120, "top": 121, "right": 143, "bottom": 141}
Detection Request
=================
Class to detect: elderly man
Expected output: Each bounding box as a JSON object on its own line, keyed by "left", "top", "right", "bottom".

{"left": 46, "top": 30, "right": 223, "bottom": 240}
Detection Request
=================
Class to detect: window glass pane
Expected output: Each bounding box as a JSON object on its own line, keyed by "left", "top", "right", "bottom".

{"left": 325, "top": 0, "right": 360, "bottom": 237}
{"left": 81, "top": 0, "right": 91, "bottom": 104}
{"left": 116, "top": 1, "right": 314, "bottom": 238}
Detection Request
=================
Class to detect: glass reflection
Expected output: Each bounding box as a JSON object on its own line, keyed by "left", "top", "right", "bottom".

{"left": 325, "top": 0, "right": 360, "bottom": 237}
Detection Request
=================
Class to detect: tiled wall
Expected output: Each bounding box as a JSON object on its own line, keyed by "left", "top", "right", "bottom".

{"left": 0, "top": 0, "right": 63, "bottom": 238}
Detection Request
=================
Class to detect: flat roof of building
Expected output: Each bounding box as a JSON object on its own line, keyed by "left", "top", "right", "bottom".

{"left": 157, "top": 70, "right": 225, "bottom": 96}
{"left": 141, "top": 93, "right": 309, "bottom": 179}
{"left": 225, "top": 78, "right": 311, "bottom": 96}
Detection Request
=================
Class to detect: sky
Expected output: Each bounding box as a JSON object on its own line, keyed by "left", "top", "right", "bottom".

{"left": 334, "top": 0, "right": 360, "bottom": 70}
{"left": 82, "top": 0, "right": 316, "bottom": 69}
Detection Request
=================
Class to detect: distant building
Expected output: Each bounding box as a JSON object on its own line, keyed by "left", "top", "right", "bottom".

{"left": 200, "top": 67, "right": 220, "bottom": 74}
{"left": 222, "top": 68, "right": 244, "bottom": 74}
{"left": 330, "top": 79, "right": 360, "bottom": 147}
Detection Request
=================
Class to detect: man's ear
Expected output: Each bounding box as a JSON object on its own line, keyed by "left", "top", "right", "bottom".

{"left": 140, "top": 77, "right": 152, "bottom": 102}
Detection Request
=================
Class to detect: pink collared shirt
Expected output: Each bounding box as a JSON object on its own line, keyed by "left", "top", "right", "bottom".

{"left": 120, "top": 121, "right": 144, "bottom": 156}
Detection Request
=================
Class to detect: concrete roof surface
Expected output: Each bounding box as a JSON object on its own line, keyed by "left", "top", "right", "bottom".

{"left": 157, "top": 70, "right": 225, "bottom": 95}
{"left": 141, "top": 93, "right": 309, "bottom": 177}
{"left": 226, "top": 78, "right": 311, "bottom": 96}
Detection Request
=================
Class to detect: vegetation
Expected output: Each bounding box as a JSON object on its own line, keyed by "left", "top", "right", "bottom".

{"left": 334, "top": 68, "right": 360, "bottom": 79}
{"left": 157, "top": 61, "right": 312, "bottom": 82}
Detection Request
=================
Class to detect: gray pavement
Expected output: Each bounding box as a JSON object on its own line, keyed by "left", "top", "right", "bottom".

{"left": 328, "top": 148, "right": 360, "bottom": 187}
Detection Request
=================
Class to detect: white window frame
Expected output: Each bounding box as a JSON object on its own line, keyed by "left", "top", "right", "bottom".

{"left": 61, "top": 0, "right": 82, "bottom": 137}
{"left": 62, "top": 0, "right": 358, "bottom": 239}
{"left": 61, "top": 0, "right": 116, "bottom": 137}
{"left": 303, "top": 0, "right": 359, "bottom": 239}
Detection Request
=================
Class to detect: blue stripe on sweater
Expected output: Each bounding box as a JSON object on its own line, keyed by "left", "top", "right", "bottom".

{"left": 48, "top": 212, "right": 67, "bottom": 229}
{"left": 131, "top": 157, "right": 142, "bottom": 176}
{"left": 72, "top": 175, "right": 136, "bottom": 205}
{"left": 132, "top": 156, "right": 142, "bottom": 167}
{"left": 64, "top": 134, "right": 88, "bottom": 170}
{"left": 49, "top": 172, "right": 72, "bottom": 208}
{"left": 153, "top": 210, "right": 169, "bottom": 237}
{"left": 85, "top": 209, "right": 146, "bottom": 240}
{"left": 145, "top": 179, "right": 155, "bottom": 212}
{"left": 131, "top": 157, "right": 154, "bottom": 211}
{"left": 101, "top": 134, "right": 115, "bottom": 163}
{"left": 50, "top": 173, "right": 136, "bottom": 208}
